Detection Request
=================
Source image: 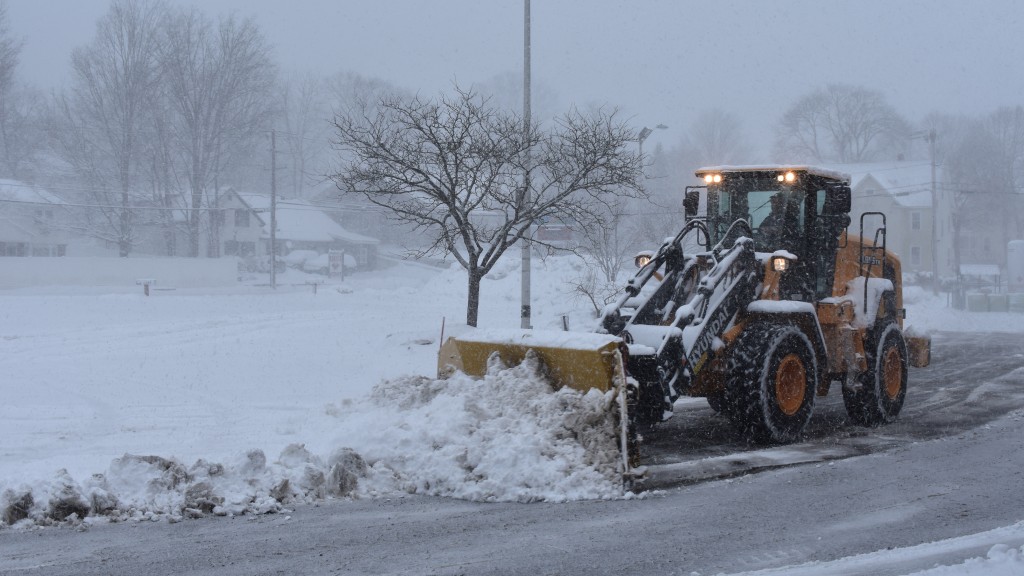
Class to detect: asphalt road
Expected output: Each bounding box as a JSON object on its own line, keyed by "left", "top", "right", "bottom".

{"left": 2, "top": 331, "right": 1024, "bottom": 576}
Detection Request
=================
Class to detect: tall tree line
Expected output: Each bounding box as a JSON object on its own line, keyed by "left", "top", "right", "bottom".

{"left": 0, "top": 1, "right": 43, "bottom": 181}
{"left": 0, "top": 0, "right": 409, "bottom": 258}
{"left": 49, "top": 0, "right": 277, "bottom": 257}
{"left": 2, "top": 0, "right": 1022, "bottom": 267}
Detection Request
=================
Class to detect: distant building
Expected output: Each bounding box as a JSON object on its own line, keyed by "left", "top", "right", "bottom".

{"left": 217, "top": 190, "right": 266, "bottom": 260}
{"left": 828, "top": 163, "right": 953, "bottom": 279}
{"left": 237, "top": 194, "right": 380, "bottom": 270}
{"left": 0, "top": 180, "right": 73, "bottom": 257}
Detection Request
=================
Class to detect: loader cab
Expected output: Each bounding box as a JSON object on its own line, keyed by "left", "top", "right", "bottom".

{"left": 697, "top": 167, "right": 852, "bottom": 301}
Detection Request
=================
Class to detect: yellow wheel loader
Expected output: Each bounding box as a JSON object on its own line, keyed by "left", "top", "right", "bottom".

{"left": 438, "top": 166, "right": 931, "bottom": 478}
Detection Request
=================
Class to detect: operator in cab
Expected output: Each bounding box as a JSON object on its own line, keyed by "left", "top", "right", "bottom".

{"left": 756, "top": 191, "right": 799, "bottom": 253}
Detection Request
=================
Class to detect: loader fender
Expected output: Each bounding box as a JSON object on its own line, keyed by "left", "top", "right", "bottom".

{"left": 744, "top": 300, "right": 829, "bottom": 389}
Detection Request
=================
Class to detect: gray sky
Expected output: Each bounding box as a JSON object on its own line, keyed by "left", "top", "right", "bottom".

{"left": 8, "top": 0, "right": 1024, "bottom": 156}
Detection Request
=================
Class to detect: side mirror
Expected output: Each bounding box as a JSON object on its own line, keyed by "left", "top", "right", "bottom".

{"left": 831, "top": 186, "right": 851, "bottom": 214}
{"left": 683, "top": 190, "right": 700, "bottom": 219}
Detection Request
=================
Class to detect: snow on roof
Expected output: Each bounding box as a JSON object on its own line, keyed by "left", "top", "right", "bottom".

{"left": 824, "top": 162, "right": 935, "bottom": 208}
{"left": 695, "top": 165, "right": 851, "bottom": 182}
{"left": 0, "top": 214, "right": 40, "bottom": 241}
{"left": 236, "top": 193, "right": 379, "bottom": 245}
{"left": 0, "top": 179, "right": 65, "bottom": 205}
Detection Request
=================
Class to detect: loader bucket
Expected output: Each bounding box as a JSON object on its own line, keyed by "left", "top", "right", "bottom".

{"left": 438, "top": 329, "right": 626, "bottom": 393}
{"left": 438, "top": 329, "right": 638, "bottom": 482}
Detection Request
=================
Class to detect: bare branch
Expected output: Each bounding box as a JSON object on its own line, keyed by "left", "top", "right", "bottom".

{"left": 330, "top": 87, "right": 644, "bottom": 326}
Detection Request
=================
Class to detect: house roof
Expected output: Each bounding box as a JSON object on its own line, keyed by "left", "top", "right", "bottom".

{"left": 219, "top": 189, "right": 266, "bottom": 226}
{"left": 0, "top": 180, "right": 65, "bottom": 205}
{"left": 235, "top": 193, "right": 379, "bottom": 245}
{"left": 825, "top": 162, "right": 935, "bottom": 208}
{"left": 0, "top": 214, "right": 41, "bottom": 242}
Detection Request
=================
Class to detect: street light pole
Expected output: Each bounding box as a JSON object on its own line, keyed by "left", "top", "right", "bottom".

{"left": 928, "top": 129, "right": 938, "bottom": 295}
{"left": 520, "top": 0, "right": 532, "bottom": 329}
{"left": 270, "top": 129, "right": 277, "bottom": 290}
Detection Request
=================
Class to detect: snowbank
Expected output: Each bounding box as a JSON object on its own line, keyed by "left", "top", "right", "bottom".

{"left": 1, "top": 359, "right": 623, "bottom": 527}
{"left": 719, "top": 521, "right": 1024, "bottom": 576}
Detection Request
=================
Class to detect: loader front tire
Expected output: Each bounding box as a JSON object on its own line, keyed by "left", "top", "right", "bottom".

{"left": 726, "top": 323, "right": 817, "bottom": 444}
{"left": 706, "top": 390, "right": 727, "bottom": 414}
{"left": 844, "top": 323, "right": 907, "bottom": 427}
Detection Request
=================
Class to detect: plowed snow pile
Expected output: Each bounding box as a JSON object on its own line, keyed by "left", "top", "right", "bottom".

{"left": 350, "top": 355, "right": 623, "bottom": 501}
{"left": 1, "top": 357, "right": 623, "bottom": 527}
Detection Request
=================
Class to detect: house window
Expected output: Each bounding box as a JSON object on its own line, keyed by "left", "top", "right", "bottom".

{"left": 235, "top": 209, "right": 250, "bottom": 228}
{"left": 1, "top": 242, "right": 27, "bottom": 257}
{"left": 910, "top": 246, "right": 921, "bottom": 266}
{"left": 224, "top": 240, "right": 255, "bottom": 257}
{"left": 911, "top": 211, "right": 921, "bottom": 230}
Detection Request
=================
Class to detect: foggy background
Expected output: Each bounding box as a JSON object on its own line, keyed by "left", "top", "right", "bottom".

{"left": 2, "top": 0, "right": 1023, "bottom": 281}
{"left": 10, "top": 0, "right": 1023, "bottom": 156}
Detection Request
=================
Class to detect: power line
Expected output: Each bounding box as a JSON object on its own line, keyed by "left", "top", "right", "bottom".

{"left": 0, "top": 195, "right": 389, "bottom": 215}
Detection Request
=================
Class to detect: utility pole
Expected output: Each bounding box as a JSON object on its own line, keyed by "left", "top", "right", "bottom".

{"left": 928, "top": 129, "right": 938, "bottom": 295}
{"left": 520, "top": 0, "right": 532, "bottom": 329}
{"left": 270, "top": 129, "right": 278, "bottom": 290}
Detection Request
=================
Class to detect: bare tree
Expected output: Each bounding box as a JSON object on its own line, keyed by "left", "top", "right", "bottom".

{"left": 330, "top": 88, "right": 644, "bottom": 326}
{"left": 944, "top": 117, "right": 999, "bottom": 271}
{"left": 139, "top": 87, "right": 182, "bottom": 256}
{"left": 53, "top": 0, "right": 164, "bottom": 256}
{"left": 939, "top": 108, "right": 1024, "bottom": 272}
{"left": 572, "top": 199, "right": 641, "bottom": 316}
{"left": 159, "top": 9, "right": 276, "bottom": 257}
{"left": 325, "top": 71, "right": 404, "bottom": 122}
{"left": 277, "top": 72, "right": 331, "bottom": 198}
{"left": 0, "top": 0, "right": 35, "bottom": 180}
{"left": 686, "top": 108, "right": 750, "bottom": 167}
{"left": 0, "top": 2, "right": 17, "bottom": 113}
{"left": 774, "top": 83, "right": 910, "bottom": 163}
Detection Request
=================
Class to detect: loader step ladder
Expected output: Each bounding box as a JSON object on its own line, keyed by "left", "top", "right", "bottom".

{"left": 858, "top": 211, "right": 887, "bottom": 315}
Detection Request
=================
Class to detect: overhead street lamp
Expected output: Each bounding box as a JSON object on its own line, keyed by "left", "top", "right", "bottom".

{"left": 638, "top": 124, "right": 668, "bottom": 178}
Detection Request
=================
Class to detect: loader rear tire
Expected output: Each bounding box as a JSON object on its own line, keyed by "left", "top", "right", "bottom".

{"left": 844, "top": 323, "right": 907, "bottom": 427}
{"left": 725, "top": 323, "right": 817, "bottom": 444}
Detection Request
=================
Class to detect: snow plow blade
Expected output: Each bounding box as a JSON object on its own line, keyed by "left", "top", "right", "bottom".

{"left": 437, "top": 329, "right": 626, "bottom": 393}
{"left": 438, "top": 329, "right": 638, "bottom": 482}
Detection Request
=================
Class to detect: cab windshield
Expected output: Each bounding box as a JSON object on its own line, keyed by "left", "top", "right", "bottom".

{"left": 708, "top": 176, "right": 807, "bottom": 253}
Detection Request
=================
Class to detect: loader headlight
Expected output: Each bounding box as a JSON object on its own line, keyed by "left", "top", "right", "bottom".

{"left": 634, "top": 250, "right": 654, "bottom": 268}
{"left": 776, "top": 171, "right": 797, "bottom": 183}
{"left": 703, "top": 173, "right": 722, "bottom": 184}
{"left": 772, "top": 257, "right": 790, "bottom": 272}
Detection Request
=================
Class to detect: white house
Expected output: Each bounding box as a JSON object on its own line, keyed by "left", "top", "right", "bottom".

{"left": 217, "top": 189, "right": 266, "bottom": 259}
{"left": 0, "top": 180, "right": 73, "bottom": 257}
{"left": 827, "top": 163, "right": 953, "bottom": 280}
{"left": 237, "top": 194, "right": 380, "bottom": 270}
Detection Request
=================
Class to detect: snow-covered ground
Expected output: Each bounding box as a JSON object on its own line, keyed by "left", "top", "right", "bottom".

{"left": 1, "top": 253, "right": 1022, "bottom": 574}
